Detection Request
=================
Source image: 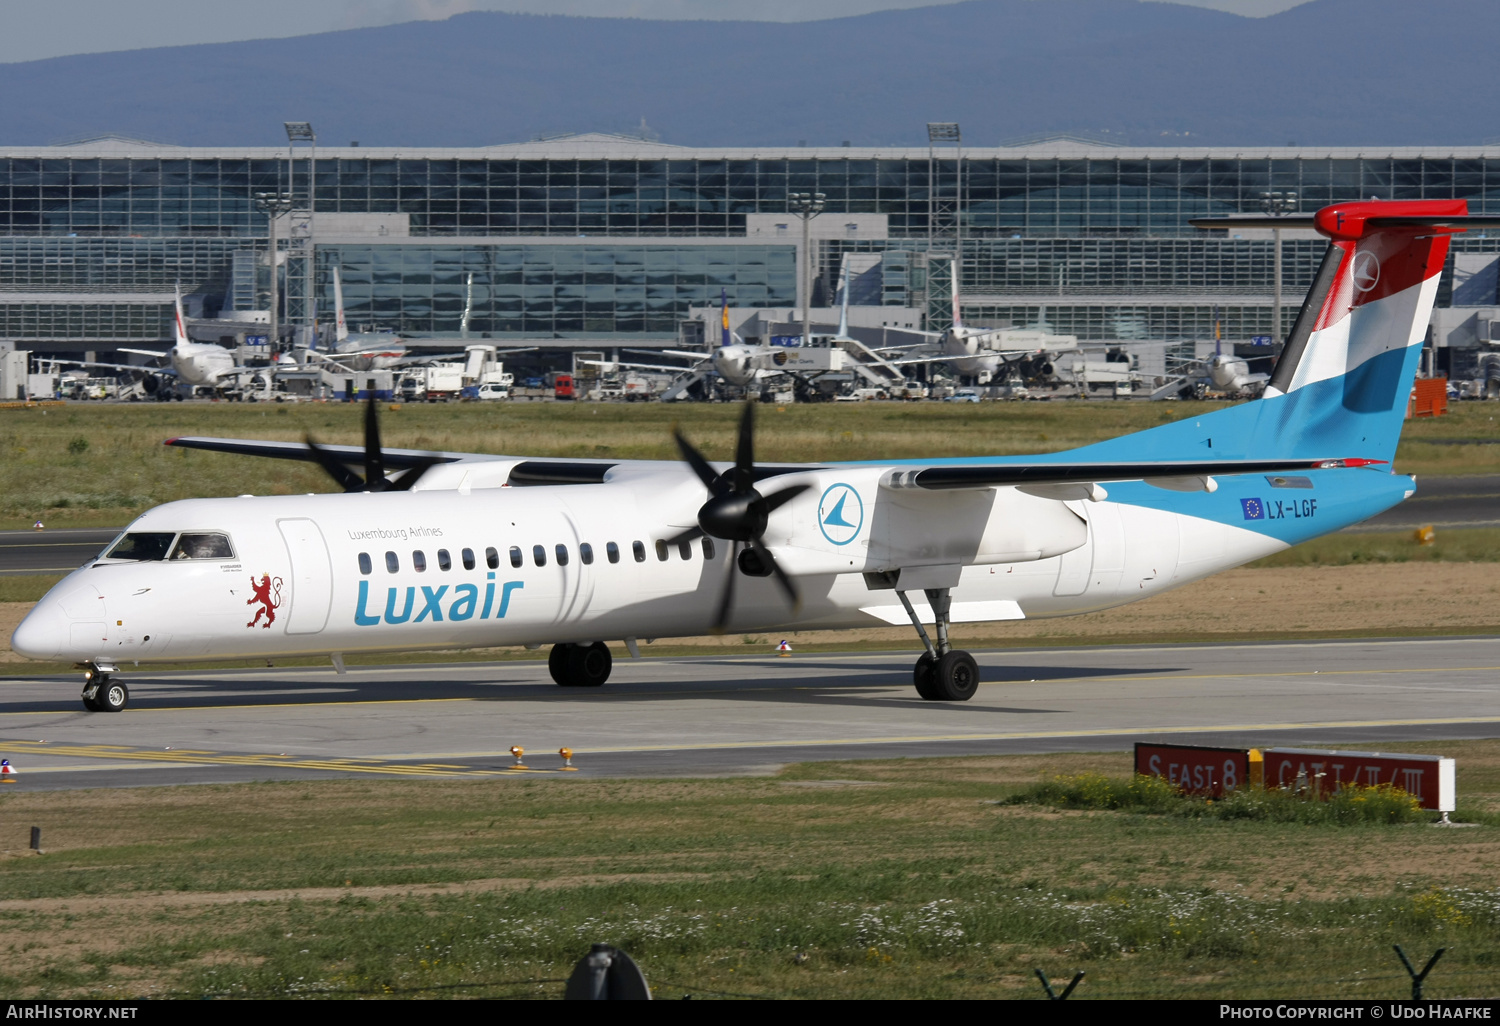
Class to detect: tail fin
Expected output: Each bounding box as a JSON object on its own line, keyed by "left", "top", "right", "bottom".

{"left": 1252, "top": 199, "right": 1463, "bottom": 461}
{"left": 720, "top": 288, "right": 731, "bottom": 348}
{"left": 332, "top": 265, "right": 349, "bottom": 344}
{"left": 172, "top": 283, "right": 190, "bottom": 349}
{"left": 951, "top": 258, "right": 962, "bottom": 329}
{"left": 1081, "top": 200, "right": 1466, "bottom": 465}
{"left": 461, "top": 272, "right": 473, "bottom": 339}
{"left": 837, "top": 256, "right": 851, "bottom": 338}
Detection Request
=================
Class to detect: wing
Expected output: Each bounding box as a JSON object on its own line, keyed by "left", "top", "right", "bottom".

{"left": 885, "top": 457, "right": 1384, "bottom": 494}
{"left": 165, "top": 436, "right": 466, "bottom": 468}
{"left": 583, "top": 358, "right": 707, "bottom": 375}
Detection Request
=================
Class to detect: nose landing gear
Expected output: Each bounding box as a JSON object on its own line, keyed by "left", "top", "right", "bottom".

{"left": 548, "top": 642, "right": 613, "bottom": 687}
{"left": 80, "top": 662, "right": 128, "bottom": 712}
{"left": 898, "top": 588, "right": 980, "bottom": 702}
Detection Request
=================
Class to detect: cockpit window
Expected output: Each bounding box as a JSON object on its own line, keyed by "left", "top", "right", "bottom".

{"left": 102, "top": 532, "right": 176, "bottom": 562}
{"left": 169, "top": 532, "right": 235, "bottom": 560}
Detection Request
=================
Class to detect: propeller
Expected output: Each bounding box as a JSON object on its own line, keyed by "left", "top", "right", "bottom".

{"left": 306, "top": 394, "right": 438, "bottom": 493}
{"left": 670, "top": 402, "right": 809, "bottom": 632}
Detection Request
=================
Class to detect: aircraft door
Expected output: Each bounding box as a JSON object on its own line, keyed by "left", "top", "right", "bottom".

{"left": 277, "top": 518, "right": 333, "bottom": 634}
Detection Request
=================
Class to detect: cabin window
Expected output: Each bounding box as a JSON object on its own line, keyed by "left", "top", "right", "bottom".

{"left": 510, "top": 545, "right": 522, "bottom": 568}
{"left": 655, "top": 539, "right": 669, "bottom": 562}
{"left": 701, "top": 538, "right": 715, "bottom": 560}
{"left": 358, "top": 552, "right": 372, "bottom": 575}
{"left": 385, "top": 551, "right": 399, "bottom": 573}
{"left": 437, "top": 548, "right": 451, "bottom": 571}
{"left": 412, "top": 550, "right": 427, "bottom": 573}
{"left": 485, "top": 546, "right": 499, "bottom": 570}
{"left": 102, "top": 532, "right": 176, "bottom": 562}
{"left": 168, "top": 532, "right": 235, "bottom": 560}
{"left": 606, "top": 542, "right": 620, "bottom": 564}
{"left": 580, "top": 542, "right": 594, "bottom": 565}
{"left": 678, "top": 539, "right": 693, "bottom": 560}
{"left": 555, "top": 543, "right": 570, "bottom": 566}
{"left": 632, "top": 540, "right": 646, "bottom": 563}
{"left": 461, "top": 548, "right": 475, "bottom": 570}
{"left": 533, "top": 544, "right": 547, "bottom": 567}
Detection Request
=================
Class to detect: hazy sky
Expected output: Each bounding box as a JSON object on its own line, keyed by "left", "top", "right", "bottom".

{"left": 0, "top": 0, "right": 1313, "bottom": 64}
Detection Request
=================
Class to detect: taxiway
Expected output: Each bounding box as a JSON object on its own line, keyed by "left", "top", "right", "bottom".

{"left": 0, "top": 636, "right": 1495, "bottom": 789}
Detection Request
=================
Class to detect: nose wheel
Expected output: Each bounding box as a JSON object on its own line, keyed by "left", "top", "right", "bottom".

{"left": 81, "top": 664, "right": 128, "bottom": 712}
{"left": 898, "top": 588, "right": 980, "bottom": 702}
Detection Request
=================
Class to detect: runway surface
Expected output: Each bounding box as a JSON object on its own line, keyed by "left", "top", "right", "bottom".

{"left": 0, "top": 527, "right": 118, "bottom": 576}
{"left": 0, "top": 475, "right": 1491, "bottom": 576}
{"left": 0, "top": 637, "right": 1496, "bottom": 789}
{"left": 1349, "top": 474, "right": 1500, "bottom": 531}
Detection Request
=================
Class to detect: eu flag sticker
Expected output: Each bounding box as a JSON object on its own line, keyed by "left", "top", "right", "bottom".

{"left": 1240, "top": 497, "right": 1265, "bottom": 520}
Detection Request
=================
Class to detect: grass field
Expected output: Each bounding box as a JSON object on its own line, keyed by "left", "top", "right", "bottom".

{"left": 0, "top": 743, "right": 1495, "bottom": 1000}
{"left": 5, "top": 399, "right": 1499, "bottom": 527}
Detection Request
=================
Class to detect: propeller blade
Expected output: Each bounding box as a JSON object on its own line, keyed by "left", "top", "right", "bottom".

{"left": 664, "top": 525, "right": 704, "bottom": 546}
{"left": 363, "top": 394, "right": 386, "bottom": 490}
{"left": 673, "top": 427, "right": 723, "bottom": 493}
{"left": 750, "top": 538, "right": 801, "bottom": 612}
{"left": 759, "top": 481, "right": 810, "bottom": 516}
{"left": 710, "top": 540, "right": 740, "bottom": 634}
{"left": 384, "top": 459, "right": 439, "bottom": 492}
{"left": 305, "top": 436, "right": 366, "bottom": 492}
{"left": 732, "top": 401, "right": 756, "bottom": 494}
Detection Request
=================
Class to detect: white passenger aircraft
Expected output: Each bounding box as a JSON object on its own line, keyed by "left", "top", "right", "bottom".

{"left": 601, "top": 292, "right": 790, "bottom": 398}
{"left": 120, "top": 286, "right": 243, "bottom": 391}
{"left": 883, "top": 259, "right": 1078, "bottom": 378}
{"left": 14, "top": 200, "right": 1495, "bottom": 714}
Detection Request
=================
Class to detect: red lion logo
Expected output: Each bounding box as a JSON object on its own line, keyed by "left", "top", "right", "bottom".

{"left": 246, "top": 574, "right": 283, "bottom": 629}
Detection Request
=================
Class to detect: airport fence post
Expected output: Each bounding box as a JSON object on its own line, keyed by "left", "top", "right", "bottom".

{"left": 1034, "top": 968, "right": 1083, "bottom": 1000}
{"left": 1393, "top": 945, "right": 1445, "bottom": 1000}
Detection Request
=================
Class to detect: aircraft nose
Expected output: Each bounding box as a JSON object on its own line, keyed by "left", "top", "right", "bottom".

{"left": 11, "top": 599, "right": 68, "bottom": 661}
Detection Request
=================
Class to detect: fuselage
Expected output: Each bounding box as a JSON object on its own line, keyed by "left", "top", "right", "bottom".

{"left": 171, "top": 342, "right": 239, "bottom": 387}
{"left": 333, "top": 333, "right": 407, "bottom": 371}
{"left": 12, "top": 460, "right": 1413, "bottom": 667}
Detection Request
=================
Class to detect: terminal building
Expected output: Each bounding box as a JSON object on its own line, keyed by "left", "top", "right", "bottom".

{"left": 2, "top": 132, "right": 1498, "bottom": 380}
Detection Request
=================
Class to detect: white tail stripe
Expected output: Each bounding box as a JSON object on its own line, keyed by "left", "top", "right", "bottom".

{"left": 1285, "top": 274, "right": 1436, "bottom": 395}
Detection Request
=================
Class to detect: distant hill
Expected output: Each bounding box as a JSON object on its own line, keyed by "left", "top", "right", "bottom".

{"left": 0, "top": 0, "right": 1491, "bottom": 148}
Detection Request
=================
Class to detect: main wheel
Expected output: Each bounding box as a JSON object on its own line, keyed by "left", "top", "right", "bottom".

{"left": 913, "top": 652, "right": 940, "bottom": 700}
{"left": 929, "top": 651, "right": 980, "bottom": 702}
{"left": 567, "top": 642, "right": 612, "bottom": 687}
{"left": 96, "top": 679, "right": 129, "bottom": 712}
{"left": 548, "top": 644, "right": 572, "bottom": 686}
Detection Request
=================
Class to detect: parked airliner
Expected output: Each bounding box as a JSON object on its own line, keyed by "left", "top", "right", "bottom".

{"left": 13, "top": 200, "right": 1491, "bottom": 713}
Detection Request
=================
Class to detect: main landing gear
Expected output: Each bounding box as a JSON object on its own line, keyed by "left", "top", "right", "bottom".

{"left": 80, "top": 662, "right": 128, "bottom": 712}
{"left": 898, "top": 588, "right": 980, "bottom": 702}
{"left": 548, "top": 642, "right": 613, "bottom": 687}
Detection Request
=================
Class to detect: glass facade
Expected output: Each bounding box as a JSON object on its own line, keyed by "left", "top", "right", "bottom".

{"left": 6, "top": 152, "right": 1500, "bottom": 239}
{"left": 0, "top": 236, "right": 250, "bottom": 291}
{"left": 3, "top": 143, "right": 1499, "bottom": 344}
{"left": 0, "top": 302, "right": 173, "bottom": 341}
{"left": 319, "top": 243, "right": 796, "bottom": 338}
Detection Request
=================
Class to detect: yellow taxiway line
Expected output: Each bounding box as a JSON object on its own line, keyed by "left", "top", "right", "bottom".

{"left": 2, "top": 714, "right": 1496, "bottom": 778}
